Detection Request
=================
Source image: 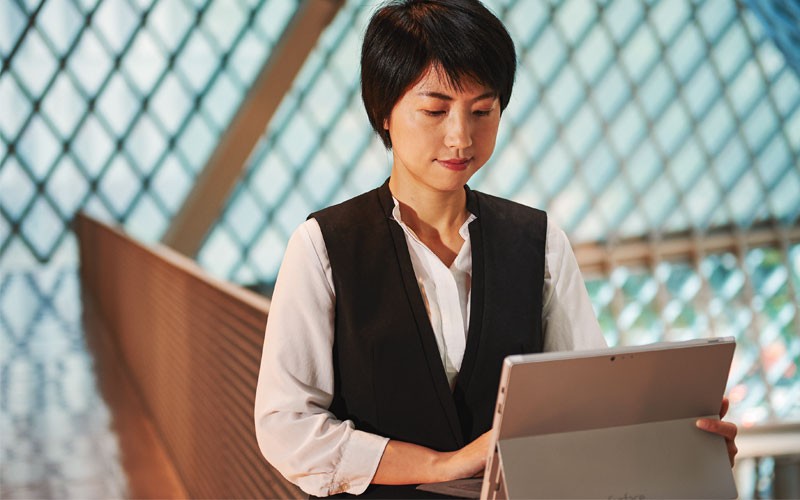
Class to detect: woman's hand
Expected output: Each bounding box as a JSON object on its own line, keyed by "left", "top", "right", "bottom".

{"left": 439, "top": 430, "right": 493, "bottom": 480}
{"left": 373, "top": 430, "right": 493, "bottom": 485}
{"left": 696, "top": 397, "right": 738, "bottom": 467}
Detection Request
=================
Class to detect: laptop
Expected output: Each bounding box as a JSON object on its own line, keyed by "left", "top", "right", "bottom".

{"left": 418, "top": 338, "right": 738, "bottom": 499}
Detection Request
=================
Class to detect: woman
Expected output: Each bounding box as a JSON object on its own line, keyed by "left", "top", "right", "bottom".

{"left": 254, "top": 1, "right": 738, "bottom": 498}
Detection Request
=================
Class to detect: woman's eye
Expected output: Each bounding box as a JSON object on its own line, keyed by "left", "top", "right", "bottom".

{"left": 474, "top": 109, "right": 493, "bottom": 116}
{"left": 423, "top": 110, "right": 446, "bottom": 116}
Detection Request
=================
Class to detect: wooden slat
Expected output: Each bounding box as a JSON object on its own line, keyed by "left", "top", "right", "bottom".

{"left": 76, "top": 213, "right": 304, "bottom": 499}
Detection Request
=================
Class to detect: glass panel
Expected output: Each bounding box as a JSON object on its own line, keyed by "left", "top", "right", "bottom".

{"left": 41, "top": 73, "right": 88, "bottom": 139}
{"left": 39, "top": 2, "right": 83, "bottom": 55}
{"left": 125, "top": 115, "right": 166, "bottom": 175}
{"left": 123, "top": 30, "right": 168, "bottom": 95}
{"left": 45, "top": 157, "right": 91, "bottom": 217}
{"left": 10, "top": 30, "right": 58, "bottom": 98}
{"left": 0, "top": 157, "right": 37, "bottom": 220}
{"left": 67, "top": 30, "right": 113, "bottom": 96}
{"left": 96, "top": 73, "right": 140, "bottom": 137}
{"left": 148, "top": 0, "right": 194, "bottom": 53}
{"left": 620, "top": 24, "right": 660, "bottom": 84}
{"left": 93, "top": 0, "right": 139, "bottom": 53}
{"left": 150, "top": 73, "right": 194, "bottom": 135}
{"left": 0, "top": 74, "right": 32, "bottom": 139}
{"left": 71, "top": 115, "right": 115, "bottom": 178}
{"left": 0, "top": 2, "right": 26, "bottom": 56}
{"left": 203, "top": 1, "right": 249, "bottom": 49}
{"left": 176, "top": 30, "right": 218, "bottom": 94}
{"left": 20, "top": 198, "right": 63, "bottom": 258}
{"left": 574, "top": 25, "right": 613, "bottom": 84}
{"left": 204, "top": 73, "right": 243, "bottom": 130}
{"left": 16, "top": 116, "right": 61, "bottom": 180}
{"left": 97, "top": 156, "right": 140, "bottom": 217}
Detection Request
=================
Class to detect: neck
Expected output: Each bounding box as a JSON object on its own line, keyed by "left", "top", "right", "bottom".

{"left": 387, "top": 175, "right": 469, "bottom": 238}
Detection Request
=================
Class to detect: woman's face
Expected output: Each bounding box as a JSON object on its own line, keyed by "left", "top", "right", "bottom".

{"left": 385, "top": 66, "right": 501, "bottom": 194}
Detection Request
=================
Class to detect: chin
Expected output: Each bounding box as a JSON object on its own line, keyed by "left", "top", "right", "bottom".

{"left": 430, "top": 176, "right": 473, "bottom": 193}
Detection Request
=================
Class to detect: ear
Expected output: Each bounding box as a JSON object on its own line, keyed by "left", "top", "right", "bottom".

{"left": 383, "top": 117, "right": 389, "bottom": 130}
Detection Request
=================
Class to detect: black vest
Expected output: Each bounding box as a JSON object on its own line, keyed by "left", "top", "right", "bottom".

{"left": 310, "top": 182, "right": 547, "bottom": 498}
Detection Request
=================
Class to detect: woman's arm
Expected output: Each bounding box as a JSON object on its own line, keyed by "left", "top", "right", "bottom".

{"left": 254, "top": 220, "right": 388, "bottom": 496}
{"left": 542, "top": 218, "right": 607, "bottom": 351}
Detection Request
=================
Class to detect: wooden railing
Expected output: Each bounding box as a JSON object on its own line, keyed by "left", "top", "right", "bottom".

{"left": 76, "top": 213, "right": 302, "bottom": 499}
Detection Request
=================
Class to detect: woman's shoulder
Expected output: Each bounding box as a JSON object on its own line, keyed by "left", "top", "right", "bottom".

{"left": 309, "top": 187, "right": 383, "bottom": 220}
{"left": 470, "top": 191, "right": 548, "bottom": 240}
{"left": 282, "top": 218, "right": 332, "bottom": 271}
{"left": 309, "top": 185, "right": 389, "bottom": 233}
{"left": 470, "top": 190, "right": 547, "bottom": 224}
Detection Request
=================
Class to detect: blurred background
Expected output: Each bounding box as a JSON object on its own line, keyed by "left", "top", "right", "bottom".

{"left": 1, "top": 0, "right": 798, "bottom": 498}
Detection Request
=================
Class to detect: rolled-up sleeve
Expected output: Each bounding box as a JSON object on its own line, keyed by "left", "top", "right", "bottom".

{"left": 254, "top": 219, "right": 389, "bottom": 497}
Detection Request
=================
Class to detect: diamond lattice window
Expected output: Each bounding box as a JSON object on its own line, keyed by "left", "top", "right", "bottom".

{"left": 1, "top": 0, "right": 298, "bottom": 266}
{"left": 198, "top": 0, "right": 800, "bottom": 426}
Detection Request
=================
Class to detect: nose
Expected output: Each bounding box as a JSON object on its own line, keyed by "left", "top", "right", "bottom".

{"left": 444, "top": 111, "right": 473, "bottom": 150}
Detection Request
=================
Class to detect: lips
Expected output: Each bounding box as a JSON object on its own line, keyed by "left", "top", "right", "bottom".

{"left": 437, "top": 157, "right": 472, "bottom": 171}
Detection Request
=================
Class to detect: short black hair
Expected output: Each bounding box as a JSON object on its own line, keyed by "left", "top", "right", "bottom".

{"left": 361, "top": 0, "right": 517, "bottom": 148}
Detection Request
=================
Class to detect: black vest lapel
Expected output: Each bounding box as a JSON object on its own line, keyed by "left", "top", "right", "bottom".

{"left": 453, "top": 187, "right": 484, "bottom": 401}
{"left": 377, "top": 182, "right": 465, "bottom": 448}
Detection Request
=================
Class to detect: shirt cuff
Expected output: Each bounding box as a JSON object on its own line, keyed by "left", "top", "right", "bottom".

{"left": 328, "top": 429, "right": 390, "bottom": 495}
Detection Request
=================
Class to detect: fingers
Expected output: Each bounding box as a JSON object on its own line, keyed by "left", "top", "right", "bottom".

{"left": 450, "top": 430, "right": 493, "bottom": 480}
{"left": 727, "top": 439, "right": 738, "bottom": 467}
{"left": 696, "top": 419, "right": 738, "bottom": 440}
{"left": 696, "top": 418, "right": 739, "bottom": 467}
{"left": 719, "top": 397, "right": 729, "bottom": 419}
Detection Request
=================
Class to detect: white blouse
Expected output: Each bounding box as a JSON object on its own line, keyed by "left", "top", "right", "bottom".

{"left": 254, "top": 202, "right": 607, "bottom": 497}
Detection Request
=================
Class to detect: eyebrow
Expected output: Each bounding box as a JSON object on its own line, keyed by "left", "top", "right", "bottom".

{"left": 416, "top": 91, "right": 497, "bottom": 102}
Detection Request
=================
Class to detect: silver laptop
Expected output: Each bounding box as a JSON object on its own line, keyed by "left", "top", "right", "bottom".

{"left": 419, "top": 338, "right": 738, "bottom": 499}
